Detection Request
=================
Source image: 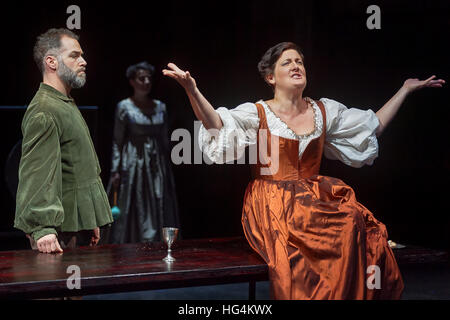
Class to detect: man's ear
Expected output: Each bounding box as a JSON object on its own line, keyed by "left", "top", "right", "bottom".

{"left": 44, "top": 55, "right": 58, "bottom": 72}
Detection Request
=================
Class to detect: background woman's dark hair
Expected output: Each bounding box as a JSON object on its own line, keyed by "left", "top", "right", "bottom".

{"left": 126, "top": 61, "right": 155, "bottom": 80}
{"left": 257, "top": 42, "right": 305, "bottom": 87}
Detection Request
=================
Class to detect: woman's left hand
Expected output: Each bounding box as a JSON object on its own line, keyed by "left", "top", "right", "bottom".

{"left": 403, "top": 75, "right": 445, "bottom": 93}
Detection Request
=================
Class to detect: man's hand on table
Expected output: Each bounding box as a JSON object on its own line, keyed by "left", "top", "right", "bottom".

{"left": 36, "top": 234, "right": 64, "bottom": 253}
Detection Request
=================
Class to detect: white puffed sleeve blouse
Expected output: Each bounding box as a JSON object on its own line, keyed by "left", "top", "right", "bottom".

{"left": 198, "top": 97, "right": 380, "bottom": 168}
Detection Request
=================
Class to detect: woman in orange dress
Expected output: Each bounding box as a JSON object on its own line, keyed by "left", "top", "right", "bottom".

{"left": 163, "top": 42, "right": 445, "bottom": 299}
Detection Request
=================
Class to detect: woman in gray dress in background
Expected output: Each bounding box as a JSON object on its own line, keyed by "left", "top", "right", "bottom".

{"left": 108, "top": 61, "right": 180, "bottom": 243}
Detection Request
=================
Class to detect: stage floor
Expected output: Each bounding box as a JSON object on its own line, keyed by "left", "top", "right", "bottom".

{"left": 83, "top": 261, "right": 450, "bottom": 300}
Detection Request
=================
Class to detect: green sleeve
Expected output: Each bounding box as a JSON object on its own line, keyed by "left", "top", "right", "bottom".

{"left": 14, "top": 112, "right": 64, "bottom": 242}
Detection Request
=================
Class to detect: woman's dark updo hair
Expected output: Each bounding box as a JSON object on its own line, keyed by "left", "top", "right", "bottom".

{"left": 257, "top": 42, "right": 305, "bottom": 87}
{"left": 126, "top": 61, "right": 155, "bottom": 80}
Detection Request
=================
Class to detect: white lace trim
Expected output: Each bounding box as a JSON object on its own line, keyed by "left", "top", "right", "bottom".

{"left": 258, "top": 98, "right": 323, "bottom": 156}
{"left": 123, "top": 98, "right": 165, "bottom": 125}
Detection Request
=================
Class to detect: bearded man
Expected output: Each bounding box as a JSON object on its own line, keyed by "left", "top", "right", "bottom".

{"left": 14, "top": 28, "right": 113, "bottom": 254}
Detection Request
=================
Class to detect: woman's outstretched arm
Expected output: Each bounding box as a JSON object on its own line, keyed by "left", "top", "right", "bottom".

{"left": 162, "top": 63, "right": 223, "bottom": 130}
{"left": 375, "top": 75, "right": 445, "bottom": 137}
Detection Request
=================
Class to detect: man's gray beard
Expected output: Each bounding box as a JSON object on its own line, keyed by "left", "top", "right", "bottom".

{"left": 57, "top": 57, "right": 86, "bottom": 89}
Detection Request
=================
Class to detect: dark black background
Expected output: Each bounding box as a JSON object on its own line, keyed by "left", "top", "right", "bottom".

{"left": 0, "top": 0, "right": 448, "bottom": 250}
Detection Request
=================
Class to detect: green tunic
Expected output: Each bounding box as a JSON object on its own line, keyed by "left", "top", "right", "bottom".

{"left": 14, "top": 83, "right": 113, "bottom": 242}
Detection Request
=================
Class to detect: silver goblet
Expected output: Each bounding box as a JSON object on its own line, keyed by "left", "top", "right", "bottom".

{"left": 162, "top": 227, "right": 179, "bottom": 262}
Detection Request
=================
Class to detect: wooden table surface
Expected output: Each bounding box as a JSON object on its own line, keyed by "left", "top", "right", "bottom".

{"left": 0, "top": 236, "right": 447, "bottom": 299}
{"left": 0, "top": 237, "right": 268, "bottom": 299}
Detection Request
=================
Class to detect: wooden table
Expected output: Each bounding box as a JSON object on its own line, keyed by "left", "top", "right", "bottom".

{"left": 0, "top": 236, "right": 447, "bottom": 300}
{"left": 0, "top": 237, "right": 269, "bottom": 299}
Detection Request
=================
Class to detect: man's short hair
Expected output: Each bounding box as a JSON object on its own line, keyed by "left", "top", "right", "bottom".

{"left": 33, "top": 28, "right": 79, "bottom": 73}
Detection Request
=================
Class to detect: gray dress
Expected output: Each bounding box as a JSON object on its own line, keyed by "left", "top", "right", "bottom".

{"left": 108, "top": 98, "right": 179, "bottom": 243}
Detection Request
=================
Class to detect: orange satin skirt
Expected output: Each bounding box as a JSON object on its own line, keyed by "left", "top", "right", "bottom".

{"left": 241, "top": 175, "right": 404, "bottom": 299}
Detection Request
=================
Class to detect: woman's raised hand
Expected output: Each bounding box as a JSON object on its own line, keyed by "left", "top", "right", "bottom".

{"left": 162, "top": 62, "right": 222, "bottom": 129}
{"left": 375, "top": 75, "right": 445, "bottom": 137}
{"left": 402, "top": 75, "right": 445, "bottom": 93}
{"left": 162, "top": 63, "right": 197, "bottom": 93}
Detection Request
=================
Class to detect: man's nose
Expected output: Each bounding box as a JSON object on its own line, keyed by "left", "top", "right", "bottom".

{"left": 79, "top": 56, "right": 87, "bottom": 66}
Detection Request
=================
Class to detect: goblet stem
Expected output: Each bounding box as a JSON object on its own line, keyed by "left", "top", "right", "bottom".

{"left": 164, "top": 246, "right": 175, "bottom": 262}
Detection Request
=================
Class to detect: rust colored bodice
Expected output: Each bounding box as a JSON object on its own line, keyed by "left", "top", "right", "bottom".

{"left": 251, "top": 101, "right": 327, "bottom": 181}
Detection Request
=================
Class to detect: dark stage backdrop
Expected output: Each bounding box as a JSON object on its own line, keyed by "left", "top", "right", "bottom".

{"left": 0, "top": 0, "right": 448, "bottom": 250}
